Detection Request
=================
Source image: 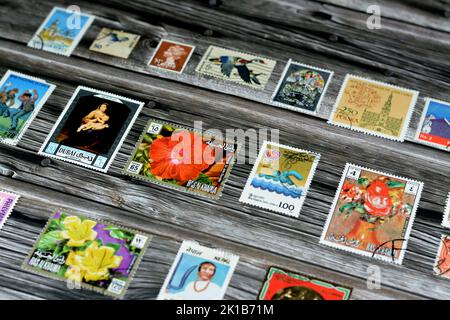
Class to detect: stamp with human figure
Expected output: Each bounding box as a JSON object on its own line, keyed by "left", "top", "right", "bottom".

{"left": 271, "top": 60, "right": 334, "bottom": 115}
{"left": 28, "top": 7, "right": 94, "bottom": 57}
{"left": 148, "top": 40, "right": 195, "bottom": 73}
{"left": 157, "top": 241, "right": 239, "bottom": 300}
{"left": 258, "top": 267, "right": 352, "bottom": 300}
{"left": 196, "top": 45, "right": 277, "bottom": 90}
{"left": 0, "top": 190, "right": 20, "bottom": 230}
{"left": 239, "top": 141, "right": 320, "bottom": 217}
{"left": 39, "top": 86, "right": 144, "bottom": 172}
{"left": 328, "top": 75, "right": 419, "bottom": 141}
{"left": 22, "top": 209, "right": 151, "bottom": 298}
{"left": 124, "top": 119, "right": 238, "bottom": 199}
{"left": 0, "top": 70, "right": 55, "bottom": 145}
{"left": 433, "top": 235, "right": 450, "bottom": 279}
{"left": 320, "top": 164, "right": 423, "bottom": 264}
{"left": 441, "top": 193, "right": 450, "bottom": 228}
{"left": 415, "top": 98, "right": 450, "bottom": 151}
{"left": 89, "top": 28, "right": 141, "bottom": 59}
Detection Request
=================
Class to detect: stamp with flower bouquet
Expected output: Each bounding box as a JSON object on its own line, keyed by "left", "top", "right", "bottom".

{"left": 22, "top": 209, "right": 151, "bottom": 298}
{"left": 415, "top": 98, "right": 450, "bottom": 151}
{"left": 239, "top": 141, "right": 320, "bottom": 217}
{"left": 89, "top": 28, "right": 141, "bottom": 59}
{"left": 258, "top": 267, "right": 352, "bottom": 300}
{"left": 441, "top": 193, "right": 450, "bottom": 228}
{"left": 433, "top": 235, "right": 450, "bottom": 279}
{"left": 39, "top": 86, "right": 144, "bottom": 172}
{"left": 328, "top": 75, "right": 419, "bottom": 141}
{"left": 320, "top": 164, "right": 423, "bottom": 264}
{"left": 157, "top": 240, "right": 239, "bottom": 300}
{"left": 196, "top": 45, "right": 277, "bottom": 90}
{"left": 0, "top": 190, "right": 20, "bottom": 230}
{"left": 148, "top": 39, "right": 195, "bottom": 73}
{"left": 124, "top": 119, "right": 239, "bottom": 199}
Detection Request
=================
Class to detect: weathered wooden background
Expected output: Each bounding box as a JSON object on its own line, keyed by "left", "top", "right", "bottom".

{"left": 0, "top": 0, "right": 449, "bottom": 300}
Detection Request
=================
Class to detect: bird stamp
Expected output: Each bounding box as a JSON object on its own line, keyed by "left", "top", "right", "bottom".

{"left": 124, "top": 119, "right": 238, "bottom": 199}
{"left": 433, "top": 235, "right": 450, "bottom": 279}
{"left": 195, "top": 45, "right": 277, "bottom": 90}
{"left": 22, "top": 209, "right": 151, "bottom": 298}
{"left": 0, "top": 190, "right": 20, "bottom": 230}
{"left": 441, "top": 193, "right": 450, "bottom": 228}
{"left": 328, "top": 75, "right": 419, "bottom": 141}
{"left": 157, "top": 240, "right": 239, "bottom": 300}
{"left": 0, "top": 70, "right": 55, "bottom": 145}
{"left": 271, "top": 60, "right": 334, "bottom": 115}
{"left": 148, "top": 39, "right": 195, "bottom": 73}
{"left": 415, "top": 98, "right": 450, "bottom": 151}
{"left": 320, "top": 163, "right": 423, "bottom": 264}
{"left": 239, "top": 141, "right": 320, "bottom": 218}
{"left": 28, "top": 7, "right": 94, "bottom": 57}
{"left": 39, "top": 86, "right": 144, "bottom": 172}
{"left": 258, "top": 267, "right": 352, "bottom": 300}
{"left": 89, "top": 28, "right": 141, "bottom": 59}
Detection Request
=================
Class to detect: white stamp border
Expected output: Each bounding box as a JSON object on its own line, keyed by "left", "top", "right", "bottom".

{"left": 89, "top": 28, "right": 142, "bottom": 59}
{"left": 270, "top": 59, "right": 334, "bottom": 116}
{"left": 38, "top": 85, "right": 144, "bottom": 173}
{"left": 0, "top": 70, "right": 56, "bottom": 146}
{"left": 239, "top": 141, "right": 321, "bottom": 218}
{"left": 319, "top": 163, "right": 424, "bottom": 265}
{"left": 441, "top": 193, "right": 450, "bottom": 228}
{"left": 147, "top": 39, "right": 196, "bottom": 74}
{"left": 327, "top": 74, "right": 419, "bottom": 142}
{"left": 0, "top": 190, "right": 20, "bottom": 230}
{"left": 414, "top": 97, "right": 450, "bottom": 152}
{"left": 27, "top": 7, "right": 95, "bottom": 57}
{"left": 157, "top": 240, "right": 239, "bottom": 300}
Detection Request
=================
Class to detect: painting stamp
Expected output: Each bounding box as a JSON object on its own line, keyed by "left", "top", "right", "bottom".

{"left": 89, "top": 28, "right": 141, "bottom": 59}
{"left": 148, "top": 39, "right": 195, "bottom": 73}
{"left": 415, "top": 98, "right": 450, "bottom": 151}
{"left": 0, "top": 190, "right": 20, "bottom": 230}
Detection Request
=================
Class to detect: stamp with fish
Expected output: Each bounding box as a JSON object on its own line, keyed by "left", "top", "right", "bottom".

{"left": 22, "top": 209, "right": 151, "bottom": 298}
{"left": 195, "top": 45, "right": 277, "bottom": 90}
{"left": 148, "top": 39, "right": 195, "bottom": 73}
{"left": 320, "top": 163, "right": 423, "bottom": 264}
{"left": 0, "top": 190, "right": 20, "bottom": 230}
{"left": 157, "top": 240, "right": 239, "bottom": 300}
{"left": 441, "top": 193, "right": 450, "bottom": 228}
{"left": 328, "top": 74, "right": 419, "bottom": 141}
{"left": 39, "top": 86, "right": 144, "bottom": 172}
{"left": 415, "top": 98, "right": 450, "bottom": 151}
{"left": 239, "top": 141, "right": 320, "bottom": 217}
{"left": 89, "top": 28, "right": 141, "bottom": 59}
{"left": 258, "top": 267, "right": 352, "bottom": 300}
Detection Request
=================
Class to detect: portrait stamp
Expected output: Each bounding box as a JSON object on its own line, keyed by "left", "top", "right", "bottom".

{"left": 28, "top": 7, "right": 95, "bottom": 57}
{"left": 441, "top": 193, "right": 450, "bottom": 229}
{"left": 415, "top": 98, "right": 450, "bottom": 151}
{"left": 271, "top": 59, "right": 334, "bottom": 115}
{"left": 39, "top": 86, "right": 144, "bottom": 172}
{"left": 22, "top": 209, "right": 151, "bottom": 298}
{"left": 124, "top": 119, "right": 238, "bottom": 199}
{"left": 195, "top": 45, "right": 277, "bottom": 90}
{"left": 0, "top": 70, "right": 55, "bottom": 145}
{"left": 89, "top": 28, "right": 141, "bottom": 59}
{"left": 0, "top": 190, "right": 20, "bottom": 230}
{"left": 239, "top": 141, "right": 320, "bottom": 218}
{"left": 258, "top": 267, "right": 352, "bottom": 300}
{"left": 320, "top": 163, "right": 423, "bottom": 264}
{"left": 328, "top": 74, "right": 419, "bottom": 141}
{"left": 148, "top": 40, "right": 195, "bottom": 73}
{"left": 157, "top": 240, "right": 239, "bottom": 300}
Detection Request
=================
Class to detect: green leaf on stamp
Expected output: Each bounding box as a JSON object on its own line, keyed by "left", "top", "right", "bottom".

{"left": 37, "top": 231, "right": 62, "bottom": 251}
{"left": 195, "top": 173, "right": 213, "bottom": 185}
{"left": 143, "top": 134, "right": 153, "bottom": 144}
{"left": 106, "top": 227, "right": 134, "bottom": 241}
{"left": 105, "top": 243, "right": 121, "bottom": 254}
{"left": 357, "top": 177, "right": 370, "bottom": 188}
{"left": 387, "top": 180, "right": 405, "bottom": 188}
{"left": 57, "top": 265, "right": 68, "bottom": 277}
{"left": 48, "top": 219, "right": 61, "bottom": 232}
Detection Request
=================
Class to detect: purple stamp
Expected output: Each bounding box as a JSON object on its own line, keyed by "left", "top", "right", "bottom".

{"left": 0, "top": 190, "right": 20, "bottom": 229}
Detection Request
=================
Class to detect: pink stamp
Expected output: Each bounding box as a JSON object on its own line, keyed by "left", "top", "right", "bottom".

{"left": 0, "top": 190, "right": 20, "bottom": 229}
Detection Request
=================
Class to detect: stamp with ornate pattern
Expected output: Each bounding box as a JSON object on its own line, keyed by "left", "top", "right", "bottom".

{"left": 415, "top": 98, "right": 450, "bottom": 151}
{"left": 0, "top": 190, "right": 20, "bottom": 230}
{"left": 148, "top": 40, "right": 195, "bottom": 73}
{"left": 89, "top": 28, "right": 141, "bottom": 59}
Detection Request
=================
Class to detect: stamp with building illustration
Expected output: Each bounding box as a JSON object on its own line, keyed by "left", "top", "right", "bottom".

{"left": 239, "top": 141, "right": 320, "bottom": 218}
{"left": 0, "top": 190, "right": 20, "bottom": 230}
{"left": 415, "top": 98, "right": 450, "bottom": 151}
{"left": 89, "top": 28, "right": 141, "bottom": 59}
{"left": 320, "top": 164, "right": 423, "bottom": 264}
{"left": 328, "top": 75, "right": 419, "bottom": 141}
{"left": 441, "top": 193, "right": 450, "bottom": 228}
{"left": 148, "top": 40, "right": 195, "bottom": 73}
{"left": 39, "top": 86, "right": 144, "bottom": 172}
{"left": 196, "top": 45, "right": 277, "bottom": 90}
{"left": 157, "top": 241, "right": 239, "bottom": 300}
{"left": 28, "top": 7, "right": 94, "bottom": 56}
{"left": 258, "top": 267, "right": 352, "bottom": 300}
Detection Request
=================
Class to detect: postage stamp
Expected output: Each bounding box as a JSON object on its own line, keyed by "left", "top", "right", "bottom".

{"left": 441, "top": 193, "right": 450, "bottom": 228}
{"left": 239, "top": 141, "right": 320, "bottom": 217}
{"left": 195, "top": 45, "right": 277, "bottom": 90}
{"left": 320, "top": 163, "right": 423, "bottom": 264}
{"left": 433, "top": 235, "right": 450, "bottom": 279}
{"left": 0, "top": 190, "right": 20, "bottom": 230}
{"left": 258, "top": 267, "right": 352, "bottom": 300}
{"left": 89, "top": 28, "right": 141, "bottom": 59}
{"left": 415, "top": 98, "right": 450, "bottom": 151}
{"left": 157, "top": 240, "right": 239, "bottom": 300}
{"left": 271, "top": 59, "right": 334, "bottom": 115}
{"left": 0, "top": 70, "right": 55, "bottom": 145}
{"left": 124, "top": 119, "right": 238, "bottom": 199}
{"left": 39, "top": 86, "right": 144, "bottom": 172}
{"left": 148, "top": 40, "right": 195, "bottom": 73}
{"left": 328, "top": 74, "right": 419, "bottom": 141}
{"left": 28, "top": 7, "right": 95, "bottom": 57}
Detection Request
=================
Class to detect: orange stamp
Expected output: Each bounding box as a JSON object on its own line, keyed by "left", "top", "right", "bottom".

{"left": 148, "top": 40, "right": 195, "bottom": 73}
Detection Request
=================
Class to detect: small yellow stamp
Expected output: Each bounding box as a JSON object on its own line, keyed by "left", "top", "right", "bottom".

{"left": 89, "top": 28, "right": 141, "bottom": 59}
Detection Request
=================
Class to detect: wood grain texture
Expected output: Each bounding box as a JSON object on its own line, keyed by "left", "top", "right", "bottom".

{"left": 0, "top": 0, "right": 449, "bottom": 300}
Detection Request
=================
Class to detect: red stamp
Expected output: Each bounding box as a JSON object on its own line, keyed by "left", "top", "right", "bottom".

{"left": 148, "top": 40, "right": 195, "bottom": 73}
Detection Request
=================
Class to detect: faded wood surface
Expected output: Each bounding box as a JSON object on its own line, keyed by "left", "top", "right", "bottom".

{"left": 0, "top": 0, "right": 449, "bottom": 300}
